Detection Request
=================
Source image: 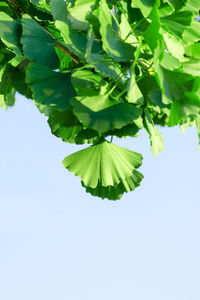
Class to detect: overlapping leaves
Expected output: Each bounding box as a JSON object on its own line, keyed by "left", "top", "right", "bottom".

{"left": 0, "top": 0, "right": 200, "bottom": 200}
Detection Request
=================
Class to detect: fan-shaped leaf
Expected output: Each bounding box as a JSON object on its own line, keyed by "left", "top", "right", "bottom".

{"left": 26, "top": 63, "right": 75, "bottom": 110}
{"left": 48, "top": 109, "right": 99, "bottom": 144}
{"left": 99, "top": 0, "right": 135, "bottom": 62}
{"left": 63, "top": 139, "right": 143, "bottom": 189}
{"left": 82, "top": 169, "right": 144, "bottom": 200}
{"left": 71, "top": 96, "right": 142, "bottom": 133}
{"left": 0, "top": 12, "right": 22, "bottom": 55}
{"left": 21, "top": 16, "right": 59, "bottom": 69}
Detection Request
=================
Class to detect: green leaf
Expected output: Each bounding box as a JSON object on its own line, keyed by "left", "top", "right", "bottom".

{"left": 63, "top": 139, "right": 143, "bottom": 199}
{"left": 143, "top": 2, "right": 162, "bottom": 51}
{"left": 131, "top": 0, "right": 155, "bottom": 17}
{"left": 127, "top": 63, "right": 144, "bottom": 105}
{"left": 21, "top": 16, "right": 59, "bottom": 69}
{"left": 182, "top": 19, "right": 200, "bottom": 44}
{"left": 48, "top": 109, "right": 99, "bottom": 144}
{"left": 0, "top": 12, "right": 22, "bottom": 55}
{"left": 88, "top": 53, "right": 126, "bottom": 84}
{"left": 165, "top": 0, "right": 187, "bottom": 11}
{"left": 50, "top": 0, "right": 87, "bottom": 59}
{"left": 67, "top": 0, "right": 96, "bottom": 31}
{"left": 106, "top": 123, "right": 140, "bottom": 138}
{"left": 119, "top": 14, "right": 138, "bottom": 46}
{"left": 0, "top": 63, "right": 32, "bottom": 99}
{"left": 161, "top": 11, "right": 193, "bottom": 38}
{"left": 71, "top": 95, "right": 142, "bottom": 133}
{"left": 82, "top": 169, "right": 144, "bottom": 200}
{"left": 99, "top": 0, "right": 135, "bottom": 62}
{"left": 185, "top": 43, "right": 200, "bottom": 60}
{"left": 26, "top": 63, "right": 75, "bottom": 110}
{"left": 144, "top": 110, "right": 164, "bottom": 156}
{"left": 168, "top": 92, "right": 200, "bottom": 126}
{"left": 71, "top": 69, "right": 103, "bottom": 96}
{"left": 154, "top": 44, "right": 197, "bottom": 104}
{"left": 196, "top": 115, "right": 200, "bottom": 150}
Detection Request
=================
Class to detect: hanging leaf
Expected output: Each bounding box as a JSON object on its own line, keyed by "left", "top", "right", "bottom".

{"left": 82, "top": 169, "right": 144, "bottom": 200}
{"left": 144, "top": 110, "right": 164, "bottom": 156}
{"left": 63, "top": 139, "right": 143, "bottom": 199}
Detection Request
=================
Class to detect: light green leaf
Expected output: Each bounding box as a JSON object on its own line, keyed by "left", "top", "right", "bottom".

{"left": 144, "top": 110, "right": 164, "bottom": 156}
{"left": 67, "top": 0, "right": 96, "bottom": 31}
{"left": 63, "top": 139, "right": 143, "bottom": 193}
{"left": 196, "top": 115, "right": 200, "bottom": 150}
{"left": 182, "top": 19, "right": 200, "bottom": 44}
{"left": 119, "top": 14, "right": 138, "bottom": 46}
{"left": 131, "top": 0, "right": 155, "bottom": 17}
{"left": 161, "top": 11, "right": 193, "bottom": 38}
{"left": 185, "top": 43, "right": 200, "bottom": 60}
{"left": 143, "top": 2, "right": 162, "bottom": 51}
{"left": 168, "top": 92, "right": 200, "bottom": 126}
{"left": 127, "top": 63, "right": 144, "bottom": 105}
{"left": 99, "top": 0, "right": 135, "bottom": 62}
{"left": 162, "top": 31, "right": 184, "bottom": 60}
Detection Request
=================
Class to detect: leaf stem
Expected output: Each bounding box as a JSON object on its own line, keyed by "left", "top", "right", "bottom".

{"left": 55, "top": 41, "right": 80, "bottom": 64}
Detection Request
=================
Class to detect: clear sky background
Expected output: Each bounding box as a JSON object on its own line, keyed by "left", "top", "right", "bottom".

{"left": 0, "top": 94, "right": 200, "bottom": 300}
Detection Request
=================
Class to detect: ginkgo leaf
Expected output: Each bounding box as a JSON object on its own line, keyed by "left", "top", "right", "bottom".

{"left": 82, "top": 169, "right": 144, "bottom": 200}
{"left": 71, "top": 96, "right": 142, "bottom": 133}
{"left": 71, "top": 69, "right": 103, "bottom": 96}
{"left": 127, "top": 63, "right": 144, "bottom": 105}
{"left": 1, "top": 0, "right": 200, "bottom": 200}
{"left": 99, "top": 0, "right": 135, "bottom": 62}
{"left": 119, "top": 14, "right": 138, "bottom": 46}
{"left": 161, "top": 11, "right": 193, "bottom": 38}
{"left": 154, "top": 44, "right": 197, "bottom": 104}
{"left": 21, "top": 16, "right": 59, "bottom": 69}
{"left": 62, "top": 139, "right": 143, "bottom": 188}
{"left": 195, "top": 115, "right": 200, "bottom": 150}
{"left": 50, "top": 0, "right": 87, "bottom": 59}
{"left": 164, "top": 0, "right": 187, "bottom": 11}
{"left": 48, "top": 109, "right": 99, "bottom": 144}
{"left": 144, "top": 110, "right": 164, "bottom": 156}
{"left": 143, "top": 2, "right": 162, "bottom": 51}
{"left": 182, "top": 19, "right": 200, "bottom": 44}
{"left": 67, "top": 0, "right": 96, "bottom": 31}
{"left": 0, "top": 12, "right": 22, "bottom": 55}
{"left": 26, "top": 63, "right": 75, "bottom": 110}
{"left": 88, "top": 53, "right": 126, "bottom": 84}
{"left": 168, "top": 93, "right": 200, "bottom": 126}
{"left": 185, "top": 43, "right": 200, "bottom": 60}
{"left": 106, "top": 123, "right": 140, "bottom": 138}
{"left": 131, "top": 0, "right": 155, "bottom": 17}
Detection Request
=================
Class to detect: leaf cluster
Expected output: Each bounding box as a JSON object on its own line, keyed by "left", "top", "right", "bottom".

{"left": 0, "top": 0, "right": 200, "bottom": 200}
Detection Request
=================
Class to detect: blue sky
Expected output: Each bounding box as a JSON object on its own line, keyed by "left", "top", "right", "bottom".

{"left": 0, "top": 94, "right": 200, "bottom": 300}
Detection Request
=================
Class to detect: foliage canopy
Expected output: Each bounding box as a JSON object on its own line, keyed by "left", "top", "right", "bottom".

{"left": 0, "top": 0, "right": 200, "bottom": 200}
